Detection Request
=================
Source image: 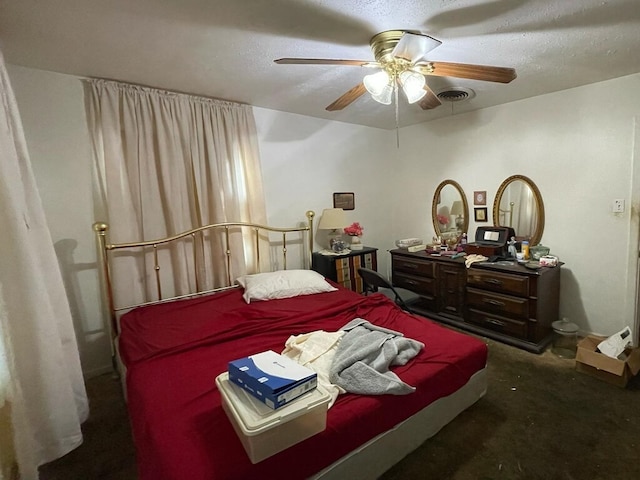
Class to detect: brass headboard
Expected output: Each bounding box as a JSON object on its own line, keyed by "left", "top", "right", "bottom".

{"left": 93, "top": 211, "right": 315, "bottom": 362}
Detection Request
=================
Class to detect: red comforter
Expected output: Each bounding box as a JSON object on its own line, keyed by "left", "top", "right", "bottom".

{"left": 120, "top": 285, "right": 487, "bottom": 480}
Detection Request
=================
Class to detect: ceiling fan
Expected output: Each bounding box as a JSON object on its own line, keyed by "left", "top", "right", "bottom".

{"left": 275, "top": 30, "right": 517, "bottom": 112}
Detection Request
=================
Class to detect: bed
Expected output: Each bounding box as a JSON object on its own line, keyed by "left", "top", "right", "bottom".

{"left": 93, "top": 212, "right": 488, "bottom": 480}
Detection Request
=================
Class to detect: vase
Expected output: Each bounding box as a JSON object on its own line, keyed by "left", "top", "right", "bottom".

{"left": 350, "top": 236, "right": 363, "bottom": 250}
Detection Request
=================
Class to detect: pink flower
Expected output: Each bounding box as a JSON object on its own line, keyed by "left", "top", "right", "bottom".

{"left": 437, "top": 214, "right": 449, "bottom": 225}
{"left": 344, "top": 222, "right": 363, "bottom": 236}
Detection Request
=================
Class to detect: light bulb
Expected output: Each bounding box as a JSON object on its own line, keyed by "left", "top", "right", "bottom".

{"left": 399, "top": 70, "right": 427, "bottom": 104}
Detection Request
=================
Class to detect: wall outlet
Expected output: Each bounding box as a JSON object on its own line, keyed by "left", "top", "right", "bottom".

{"left": 612, "top": 199, "right": 625, "bottom": 213}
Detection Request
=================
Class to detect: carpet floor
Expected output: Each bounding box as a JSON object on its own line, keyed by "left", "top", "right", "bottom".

{"left": 39, "top": 333, "right": 640, "bottom": 480}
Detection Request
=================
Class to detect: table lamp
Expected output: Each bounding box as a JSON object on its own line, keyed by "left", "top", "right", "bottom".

{"left": 317, "top": 208, "right": 347, "bottom": 251}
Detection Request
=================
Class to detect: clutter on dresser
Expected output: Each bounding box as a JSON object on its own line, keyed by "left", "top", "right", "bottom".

{"left": 507, "top": 236, "right": 518, "bottom": 258}
{"left": 395, "top": 238, "right": 423, "bottom": 248}
{"left": 394, "top": 239, "right": 428, "bottom": 253}
{"left": 539, "top": 255, "right": 559, "bottom": 267}
{"left": 463, "top": 226, "right": 514, "bottom": 257}
{"left": 529, "top": 243, "right": 550, "bottom": 260}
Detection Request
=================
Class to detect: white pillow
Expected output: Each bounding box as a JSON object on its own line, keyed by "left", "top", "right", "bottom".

{"left": 236, "top": 269, "right": 337, "bottom": 303}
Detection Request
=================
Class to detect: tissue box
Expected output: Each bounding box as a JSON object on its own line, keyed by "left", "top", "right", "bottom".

{"left": 539, "top": 255, "right": 558, "bottom": 267}
{"left": 575, "top": 335, "right": 640, "bottom": 387}
{"left": 228, "top": 350, "right": 317, "bottom": 409}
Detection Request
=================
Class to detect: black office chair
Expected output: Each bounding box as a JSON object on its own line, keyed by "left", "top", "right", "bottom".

{"left": 358, "top": 268, "right": 420, "bottom": 312}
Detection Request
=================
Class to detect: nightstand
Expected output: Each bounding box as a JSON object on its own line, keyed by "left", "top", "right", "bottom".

{"left": 312, "top": 247, "right": 378, "bottom": 293}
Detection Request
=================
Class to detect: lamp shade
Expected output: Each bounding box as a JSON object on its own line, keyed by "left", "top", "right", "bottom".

{"left": 399, "top": 70, "right": 427, "bottom": 104}
{"left": 318, "top": 208, "right": 347, "bottom": 230}
{"left": 363, "top": 71, "right": 393, "bottom": 105}
{"left": 450, "top": 200, "right": 464, "bottom": 216}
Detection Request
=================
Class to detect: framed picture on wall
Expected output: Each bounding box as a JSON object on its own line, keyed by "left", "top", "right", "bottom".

{"left": 474, "top": 191, "right": 487, "bottom": 205}
{"left": 333, "top": 192, "right": 355, "bottom": 210}
{"left": 474, "top": 207, "right": 488, "bottom": 222}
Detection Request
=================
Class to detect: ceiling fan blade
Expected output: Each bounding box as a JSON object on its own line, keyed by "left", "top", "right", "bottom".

{"left": 391, "top": 32, "right": 442, "bottom": 63}
{"left": 419, "top": 84, "right": 442, "bottom": 110}
{"left": 416, "top": 61, "right": 517, "bottom": 83}
{"left": 274, "top": 58, "right": 377, "bottom": 67}
{"left": 326, "top": 83, "right": 367, "bottom": 111}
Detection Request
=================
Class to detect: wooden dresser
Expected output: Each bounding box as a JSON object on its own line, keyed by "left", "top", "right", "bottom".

{"left": 391, "top": 249, "right": 561, "bottom": 353}
{"left": 312, "top": 247, "right": 377, "bottom": 293}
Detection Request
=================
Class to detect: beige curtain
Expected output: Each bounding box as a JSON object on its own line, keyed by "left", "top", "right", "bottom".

{"left": 0, "top": 49, "right": 88, "bottom": 479}
{"left": 85, "top": 79, "right": 267, "bottom": 308}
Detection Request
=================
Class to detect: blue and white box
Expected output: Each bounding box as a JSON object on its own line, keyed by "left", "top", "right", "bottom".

{"left": 228, "top": 350, "right": 317, "bottom": 409}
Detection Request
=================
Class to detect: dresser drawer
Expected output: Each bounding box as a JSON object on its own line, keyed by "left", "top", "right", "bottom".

{"left": 392, "top": 257, "right": 435, "bottom": 278}
{"left": 394, "top": 272, "right": 436, "bottom": 296}
{"left": 335, "top": 260, "right": 352, "bottom": 282}
{"left": 466, "top": 287, "right": 529, "bottom": 319}
{"left": 467, "top": 309, "right": 528, "bottom": 340}
{"left": 467, "top": 269, "right": 529, "bottom": 297}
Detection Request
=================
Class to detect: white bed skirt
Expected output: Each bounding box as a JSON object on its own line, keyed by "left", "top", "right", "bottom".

{"left": 312, "top": 367, "right": 488, "bottom": 480}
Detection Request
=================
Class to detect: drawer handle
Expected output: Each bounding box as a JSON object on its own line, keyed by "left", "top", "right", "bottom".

{"left": 401, "top": 263, "right": 419, "bottom": 269}
{"left": 483, "top": 298, "right": 506, "bottom": 307}
{"left": 484, "top": 278, "right": 503, "bottom": 286}
{"left": 404, "top": 280, "right": 418, "bottom": 286}
{"left": 486, "top": 318, "right": 505, "bottom": 327}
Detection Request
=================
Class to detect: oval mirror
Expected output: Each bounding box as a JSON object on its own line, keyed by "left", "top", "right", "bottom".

{"left": 432, "top": 180, "right": 469, "bottom": 241}
{"left": 492, "top": 175, "right": 545, "bottom": 245}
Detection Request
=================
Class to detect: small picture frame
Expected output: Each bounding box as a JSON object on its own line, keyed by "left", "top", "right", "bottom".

{"left": 474, "top": 191, "right": 487, "bottom": 205}
{"left": 474, "top": 207, "right": 488, "bottom": 222}
{"left": 333, "top": 192, "right": 355, "bottom": 210}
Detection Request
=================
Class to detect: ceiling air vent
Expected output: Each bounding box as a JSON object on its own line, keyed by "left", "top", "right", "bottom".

{"left": 436, "top": 87, "right": 475, "bottom": 102}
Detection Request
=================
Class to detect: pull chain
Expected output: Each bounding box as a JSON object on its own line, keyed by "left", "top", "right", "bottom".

{"left": 395, "top": 83, "right": 400, "bottom": 148}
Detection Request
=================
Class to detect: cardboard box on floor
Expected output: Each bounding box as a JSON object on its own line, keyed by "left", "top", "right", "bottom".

{"left": 575, "top": 335, "right": 640, "bottom": 387}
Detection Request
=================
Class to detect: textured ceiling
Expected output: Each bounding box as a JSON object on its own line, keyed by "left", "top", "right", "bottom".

{"left": 1, "top": 0, "right": 639, "bottom": 129}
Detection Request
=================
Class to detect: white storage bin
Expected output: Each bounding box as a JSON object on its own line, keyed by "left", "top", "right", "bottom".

{"left": 216, "top": 372, "right": 330, "bottom": 463}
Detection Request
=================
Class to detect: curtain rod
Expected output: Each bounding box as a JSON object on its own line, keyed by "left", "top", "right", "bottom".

{"left": 83, "top": 75, "right": 249, "bottom": 107}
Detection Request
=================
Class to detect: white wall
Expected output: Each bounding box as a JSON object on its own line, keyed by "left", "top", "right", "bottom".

{"left": 7, "top": 64, "right": 640, "bottom": 375}
{"left": 254, "top": 107, "right": 397, "bottom": 276}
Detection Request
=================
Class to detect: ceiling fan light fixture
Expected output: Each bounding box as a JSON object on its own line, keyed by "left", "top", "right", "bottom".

{"left": 399, "top": 70, "right": 427, "bottom": 104}
{"left": 372, "top": 84, "right": 393, "bottom": 105}
{"left": 364, "top": 70, "right": 393, "bottom": 105}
